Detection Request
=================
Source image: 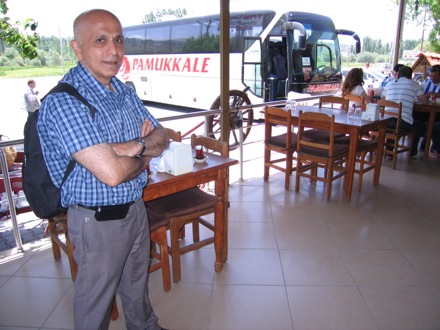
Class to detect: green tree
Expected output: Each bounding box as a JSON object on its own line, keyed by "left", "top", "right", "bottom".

{"left": 396, "top": 0, "right": 440, "bottom": 52}
{"left": 142, "top": 8, "right": 187, "bottom": 23}
{"left": 0, "top": 0, "right": 39, "bottom": 59}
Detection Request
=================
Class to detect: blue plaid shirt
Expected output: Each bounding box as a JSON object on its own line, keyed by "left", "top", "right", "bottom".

{"left": 38, "top": 63, "right": 158, "bottom": 207}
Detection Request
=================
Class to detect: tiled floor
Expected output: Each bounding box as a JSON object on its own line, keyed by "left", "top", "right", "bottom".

{"left": 1, "top": 125, "right": 440, "bottom": 330}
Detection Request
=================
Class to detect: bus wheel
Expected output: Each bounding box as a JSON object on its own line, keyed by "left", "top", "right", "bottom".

{"left": 208, "top": 90, "right": 254, "bottom": 149}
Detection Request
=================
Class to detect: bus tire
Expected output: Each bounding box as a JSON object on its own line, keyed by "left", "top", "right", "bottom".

{"left": 208, "top": 90, "right": 254, "bottom": 149}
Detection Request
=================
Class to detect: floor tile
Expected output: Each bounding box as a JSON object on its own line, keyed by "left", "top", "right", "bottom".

{"left": 341, "top": 249, "right": 426, "bottom": 286}
{"left": 287, "top": 286, "right": 376, "bottom": 330}
{"left": 361, "top": 286, "right": 440, "bottom": 330}
{"left": 280, "top": 248, "right": 354, "bottom": 286}
{"left": 210, "top": 285, "right": 293, "bottom": 330}
{"left": 214, "top": 249, "right": 284, "bottom": 286}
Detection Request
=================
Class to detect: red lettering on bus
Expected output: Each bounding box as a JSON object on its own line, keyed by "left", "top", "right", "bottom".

{"left": 182, "top": 58, "right": 191, "bottom": 72}
{"left": 132, "top": 58, "right": 139, "bottom": 70}
{"left": 128, "top": 56, "right": 212, "bottom": 73}
{"left": 201, "top": 58, "right": 210, "bottom": 72}
{"left": 144, "top": 58, "right": 154, "bottom": 70}
{"left": 172, "top": 58, "right": 182, "bottom": 71}
{"left": 192, "top": 58, "right": 199, "bottom": 72}
{"left": 164, "top": 58, "right": 172, "bottom": 71}
{"left": 155, "top": 58, "right": 164, "bottom": 71}
{"left": 307, "top": 83, "right": 340, "bottom": 93}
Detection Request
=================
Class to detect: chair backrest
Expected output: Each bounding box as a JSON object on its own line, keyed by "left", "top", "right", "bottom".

{"left": 264, "top": 106, "right": 294, "bottom": 147}
{"left": 297, "top": 111, "right": 337, "bottom": 157}
{"left": 343, "top": 94, "right": 366, "bottom": 110}
{"left": 165, "top": 127, "right": 182, "bottom": 142}
{"left": 376, "top": 99, "right": 403, "bottom": 133}
{"left": 319, "top": 96, "right": 349, "bottom": 110}
{"left": 190, "top": 134, "right": 229, "bottom": 157}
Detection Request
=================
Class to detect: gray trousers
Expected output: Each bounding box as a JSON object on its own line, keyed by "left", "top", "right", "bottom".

{"left": 68, "top": 199, "right": 160, "bottom": 330}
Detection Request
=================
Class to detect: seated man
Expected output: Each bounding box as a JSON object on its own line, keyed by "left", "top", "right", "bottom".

{"left": 419, "top": 65, "right": 440, "bottom": 157}
{"left": 382, "top": 66, "right": 428, "bottom": 157}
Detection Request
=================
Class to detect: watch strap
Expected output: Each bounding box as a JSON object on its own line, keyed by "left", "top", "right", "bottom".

{"left": 135, "top": 138, "right": 146, "bottom": 158}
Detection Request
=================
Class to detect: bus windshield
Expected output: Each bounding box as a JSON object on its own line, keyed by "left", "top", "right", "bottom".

{"left": 261, "top": 12, "right": 343, "bottom": 100}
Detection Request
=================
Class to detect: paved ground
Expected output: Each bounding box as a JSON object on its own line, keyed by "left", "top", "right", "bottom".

{"left": 0, "top": 211, "right": 47, "bottom": 252}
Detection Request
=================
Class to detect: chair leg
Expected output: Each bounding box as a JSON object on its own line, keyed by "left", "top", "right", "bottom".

{"left": 150, "top": 226, "right": 171, "bottom": 292}
{"left": 192, "top": 220, "right": 200, "bottom": 243}
{"left": 110, "top": 299, "right": 119, "bottom": 321}
{"left": 392, "top": 139, "right": 398, "bottom": 169}
{"left": 295, "top": 161, "right": 301, "bottom": 192}
{"left": 48, "top": 218, "right": 62, "bottom": 261}
{"left": 325, "top": 165, "right": 333, "bottom": 201}
{"left": 65, "top": 228, "right": 78, "bottom": 281}
{"left": 285, "top": 153, "right": 293, "bottom": 190}
{"left": 357, "top": 152, "right": 366, "bottom": 192}
{"left": 264, "top": 148, "right": 270, "bottom": 182}
{"left": 169, "top": 220, "right": 183, "bottom": 283}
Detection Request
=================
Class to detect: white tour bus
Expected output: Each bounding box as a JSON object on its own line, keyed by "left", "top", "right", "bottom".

{"left": 118, "top": 9, "right": 360, "bottom": 145}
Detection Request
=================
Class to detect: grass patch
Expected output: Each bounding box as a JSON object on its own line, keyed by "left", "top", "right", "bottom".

{"left": 0, "top": 64, "right": 76, "bottom": 79}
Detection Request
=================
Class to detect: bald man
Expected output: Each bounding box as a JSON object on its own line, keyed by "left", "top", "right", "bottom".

{"left": 38, "top": 9, "right": 169, "bottom": 329}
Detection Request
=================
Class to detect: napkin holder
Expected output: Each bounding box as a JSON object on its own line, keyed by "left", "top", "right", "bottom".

{"left": 162, "top": 141, "right": 193, "bottom": 176}
{"left": 361, "top": 103, "right": 380, "bottom": 121}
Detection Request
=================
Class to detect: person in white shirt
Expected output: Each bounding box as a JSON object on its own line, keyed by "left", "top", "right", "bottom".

{"left": 382, "top": 66, "right": 429, "bottom": 157}
{"left": 379, "top": 63, "right": 404, "bottom": 98}
{"left": 24, "top": 79, "right": 40, "bottom": 117}
{"left": 340, "top": 67, "right": 372, "bottom": 107}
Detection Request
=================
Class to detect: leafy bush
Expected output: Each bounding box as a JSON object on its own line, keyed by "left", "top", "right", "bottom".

{"left": 0, "top": 56, "right": 10, "bottom": 66}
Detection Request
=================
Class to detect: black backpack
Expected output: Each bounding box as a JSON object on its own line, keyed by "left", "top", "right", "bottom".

{"left": 22, "top": 83, "right": 96, "bottom": 219}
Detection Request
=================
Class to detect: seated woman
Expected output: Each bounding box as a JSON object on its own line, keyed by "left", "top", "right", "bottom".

{"left": 340, "top": 68, "right": 372, "bottom": 107}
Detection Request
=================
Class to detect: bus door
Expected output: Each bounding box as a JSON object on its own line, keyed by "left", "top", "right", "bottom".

{"left": 284, "top": 22, "right": 307, "bottom": 96}
{"left": 241, "top": 36, "right": 264, "bottom": 99}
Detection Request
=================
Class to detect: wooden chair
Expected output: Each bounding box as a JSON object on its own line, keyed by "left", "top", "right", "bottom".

{"left": 370, "top": 99, "right": 414, "bottom": 169}
{"left": 319, "top": 95, "right": 350, "bottom": 110}
{"left": 343, "top": 94, "right": 366, "bottom": 111}
{"left": 335, "top": 97, "right": 378, "bottom": 191}
{"left": 302, "top": 96, "right": 348, "bottom": 141}
{"left": 263, "top": 106, "right": 298, "bottom": 190}
{"left": 295, "top": 111, "right": 350, "bottom": 201}
{"left": 145, "top": 134, "right": 229, "bottom": 283}
{"left": 165, "top": 127, "right": 182, "bottom": 142}
{"left": 145, "top": 126, "right": 182, "bottom": 291}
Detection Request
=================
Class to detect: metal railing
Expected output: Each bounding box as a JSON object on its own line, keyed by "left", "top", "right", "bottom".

{"left": 1, "top": 94, "right": 322, "bottom": 253}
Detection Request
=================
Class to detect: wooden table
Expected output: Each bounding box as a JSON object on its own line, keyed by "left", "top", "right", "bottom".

{"left": 290, "top": 106, "right": 391, "bottom": 202}
{"left": 413, "top": 102, "right": 440, "bottom": 161}
{"left": 143, "top": 152, "right": 238, "bottom": 272}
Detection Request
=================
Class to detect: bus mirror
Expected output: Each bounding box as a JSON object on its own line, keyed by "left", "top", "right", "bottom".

{"left": 335, "top": 29, "right": 361, "bottom": 54}
{"left": 285, "top": 21, "right": 306, "bottom": 50}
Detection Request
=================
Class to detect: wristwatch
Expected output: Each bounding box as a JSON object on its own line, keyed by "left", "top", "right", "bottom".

{"left": 135, "top": 138, "right": 146, "bottom": 158}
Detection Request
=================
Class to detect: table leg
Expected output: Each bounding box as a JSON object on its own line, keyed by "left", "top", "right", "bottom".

{"left": 345, "top": 129, "right": 359, "bottom": 202}
{"left": 373, "top": 124, "right": 386, "bottom": 186}
{"left": 214, "top": 168, "right": 227, "bottom": 272}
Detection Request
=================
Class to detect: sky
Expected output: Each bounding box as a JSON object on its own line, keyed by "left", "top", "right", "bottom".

{"left": 6, "top": 0, "right": 428, "bottom": 44}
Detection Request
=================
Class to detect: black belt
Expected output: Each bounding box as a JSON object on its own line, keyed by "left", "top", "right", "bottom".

{"left": 78, "top": 201, "right": 135, "bottom": 211}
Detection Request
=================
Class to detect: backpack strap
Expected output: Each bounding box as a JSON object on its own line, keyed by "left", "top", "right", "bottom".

{"left": 42, "top": 82, "right": 96, "bottom": 118}
{"left": 43, "top": 82, "right": 97, "bottom": 186}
